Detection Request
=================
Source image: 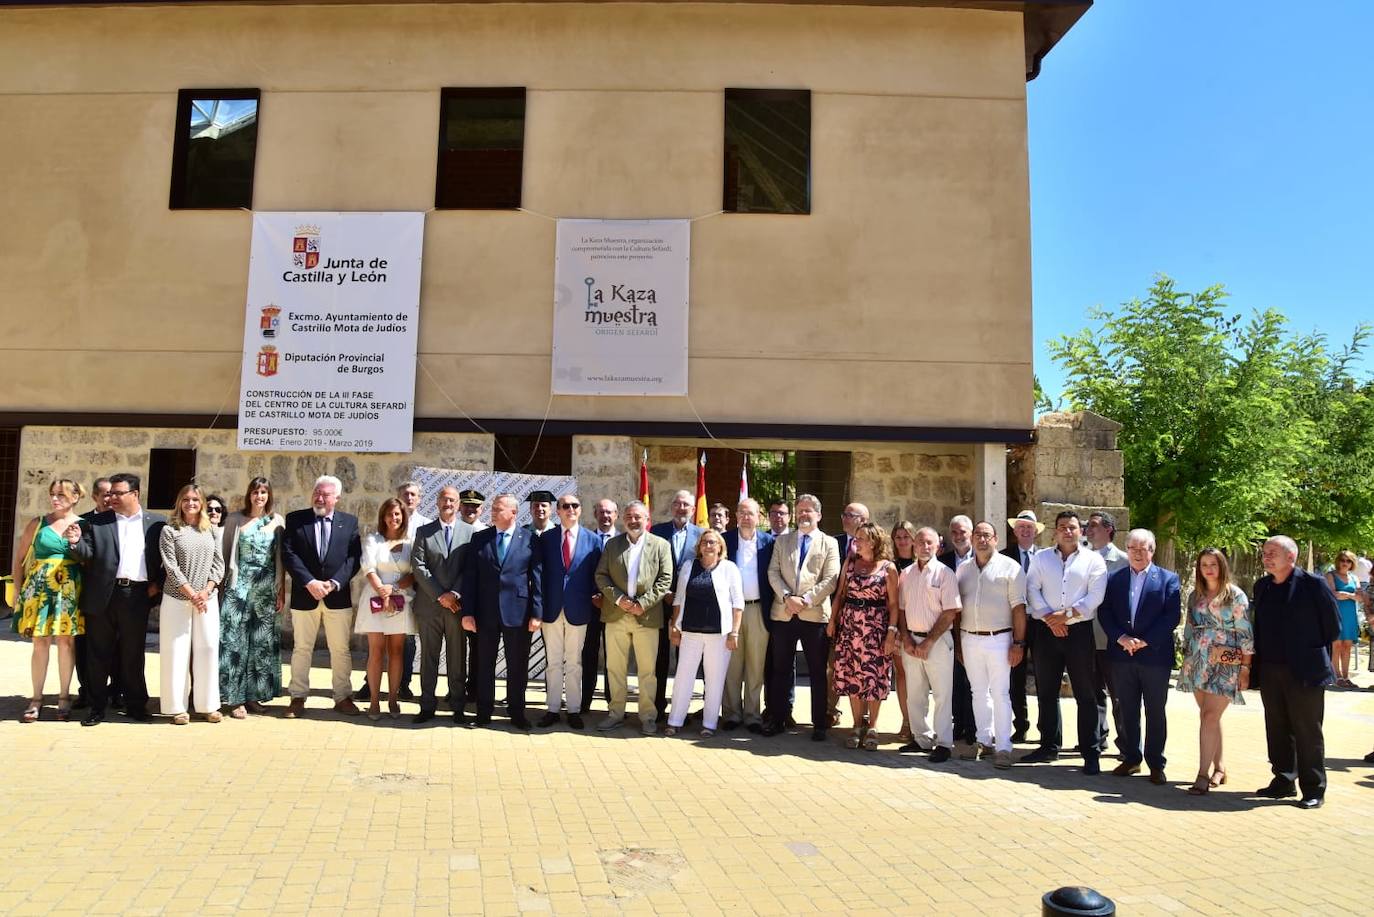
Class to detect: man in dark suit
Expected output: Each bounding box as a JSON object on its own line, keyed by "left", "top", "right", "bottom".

{"left": 281, "top": 474, "right": 363, "bottom": 719}
{"left": 71, "top": 472, "right": 165, "bottom": 726}
{"left": 535, "top": 493, "right": 602, "bottom": 729}
{"left": 1098, "top": 529, "right": 1181, "bottom": 784}
{"left": 462, "top": 492, "right": 543, "bottom": 729}
{"left": 1001, "top": 510, "right": 1043, "bottom": 742}
{"left": 722, "top": 498, "right": 775, "bottom": 731}
{"left": 1252, "top": 535, "right": 1342, "bottom": 809}
{"left": 580, "top": 498, "right": 619, "bottom": 711}
{"left": 649, "top": 489, "right": 702, "bottom": 715}
{"left": 73, "top": 476, "right": 113, "bottom": 710}
{"left": 410, "top": 485, "right": 473, "bottom": 725}
{"left": 938, "top": 514, "right": 977, "bottom": 745}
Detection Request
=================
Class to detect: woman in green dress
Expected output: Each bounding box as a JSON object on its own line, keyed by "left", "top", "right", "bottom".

{"left": 12, "top": 479, "right": 86, "bottom": 722}
{"left": 218, "top": 476, "right": 285, "bottom": 718}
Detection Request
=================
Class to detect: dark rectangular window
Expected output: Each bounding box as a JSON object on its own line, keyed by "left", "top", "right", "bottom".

{"left": 723, "top": 88, "right": 811, "bottom": 215}
{"left": 169, "top": 89, "right": 260, "bottom": 209}
{"left": 148, "top": 448, "right": 197, "bottom": 511}
{"left": 436, "top": 88, "right": 526, "bottom": 209}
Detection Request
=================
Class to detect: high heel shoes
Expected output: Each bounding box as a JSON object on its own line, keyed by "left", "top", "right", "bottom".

{"left": 1187, "top": 774, "right": 1210, "bottom": 796}
{"left": 56, "top": 696, "right": 72, "bottom": 722}
{"left": 1209, "top": 769, "right": 1227, "bottom": 788}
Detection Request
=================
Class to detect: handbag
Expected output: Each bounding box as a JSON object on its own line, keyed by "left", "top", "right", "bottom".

{"left": 1208, "top": 645, "right": 1245, "bottom": 666}
{"left": 369, "top": 593, "right": 406, "bottom": 616}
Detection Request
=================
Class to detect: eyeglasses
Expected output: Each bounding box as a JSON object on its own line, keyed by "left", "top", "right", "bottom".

{"left": 841, "top": 512, "right": 864, "bottom": 520}
{"left": 558, "top": 502, "right": 579, "bottom": 510}
{"left": 108, "top": 489, "right": 134, "bottom": 497}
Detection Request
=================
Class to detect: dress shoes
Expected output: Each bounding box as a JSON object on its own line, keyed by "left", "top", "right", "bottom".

{"left": 641, "top": 719, "right": 657, "bottom": 735}
{"left": 896, "top": 741, "right": 924, "bottom": 753}
{"left": 1082, "top": 757, "right": 1101, "bottom": 776}
{"left": 1295, "top": 796, "right": 1324, "bottom": 810}
{"left": 1149, "top": 769, "right": 1167, "bottom": 786}
{"left": 929, "top": 746, "right": 952, "bottom": 763}
{"left": 810, "top": 728, "right": 827, "bottom": 743}
{"left": 412, "top": 710, "right": 436, "bottom": 725}
{"left": 1112, "top": 761, "right": 1142, "bottom": 776}
{"left": 1256, "top": 779, "right": 1297, "bottom": 799}
{"left": 721, "top": 719, "right": 741, "bottom": 732}
{"left": 1018, "top": 747, "right": 1059, "bottom": 765}
{"left": 81, "top": 712, "right": 104, "bottom": 727}
{"left": 537, "top": 712, "right": 561, "bottom": 728}
{"left": 760, "top": 722, "right": 781, "bottom": 737}
{"left": 784, "top": 715, "right": 798, "bottom": 729}
{"left": 746, "top": 723, "right": 763, "bottom": 735}
{"left": 285, "top": 698, "right": 306, "bottom": 719}
{"left": 567, "top": 713, "right": 585, "bottom": 730}
{"left": 334, "top": 699, "right": 362, "bottom": 716}
{"left": 961, "top": 743, "right": 994, "bottom": 761}
{"left": 510, "top": 716, "right": 533, "bottom": 731}
{"left": 597, "top": 715, "right": 624, "bottom": 731}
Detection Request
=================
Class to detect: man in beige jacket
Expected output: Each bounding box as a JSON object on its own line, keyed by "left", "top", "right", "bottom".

{"left": 764, "top": 493, "right": 841, "bottom": 741}
{"left": 594, "top": 501, "right": 674, "bottom": 734}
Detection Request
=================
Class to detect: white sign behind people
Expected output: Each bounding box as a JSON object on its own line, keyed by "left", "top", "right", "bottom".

{"left": 237, "top": 212, "right": 424, "bottom": 453}
{"left": 551, "top": 219, "right": 690, "bottom": 396}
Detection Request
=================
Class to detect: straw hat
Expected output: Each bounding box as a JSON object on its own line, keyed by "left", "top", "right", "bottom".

{"left": 1007, "top": 510, "right": 1045, "bottom": 533}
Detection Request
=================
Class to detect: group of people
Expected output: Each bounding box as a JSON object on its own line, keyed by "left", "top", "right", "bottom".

{"left": 12, "top": 472, "right": 1372, "bottom": 807}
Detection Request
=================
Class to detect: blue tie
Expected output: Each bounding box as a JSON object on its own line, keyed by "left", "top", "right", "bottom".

{"left": 497, "top": 530, "right": 509, "bottom": 564}
{"left": 797, "top": 533, "right": 810, "bottom": 575}
{"left": 443, "top": 524, "right": 452, "bottom": 553}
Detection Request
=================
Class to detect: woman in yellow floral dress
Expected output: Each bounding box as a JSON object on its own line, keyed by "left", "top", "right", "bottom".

{"left": 11, "top": 479, "right": 86, "bottom": 722}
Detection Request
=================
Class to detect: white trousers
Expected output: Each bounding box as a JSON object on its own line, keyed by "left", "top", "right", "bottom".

{"left": 542, "top": 617, "right": 588, "bottom": 713}
{"left": 962, "top": 631, "right": 1014, "bottom": 752}
{"left": 668, "top": 632, "right": 731, "bottom": 729}
{"left": 723, "top": 601, "right": 769, "bottom": 725}
{"left": 159, "top": 594, "right": 221, "bottom": 715}
{"left": 289, "top": 603, "right": 354, "bottom": 702}
{"left": 902, "top": 631, "right": 954, "bottom": 749}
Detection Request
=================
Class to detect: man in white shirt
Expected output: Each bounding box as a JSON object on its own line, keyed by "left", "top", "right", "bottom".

{"left": 1002, "top": 509, "right": 1043, "bottom": 742}
{"left": 956, "top": 521, "right": 1027, "bottom": 769}
{"left": 1022, "top": 511, "right": 1108, "bottom": 772}
{"left": 1085, "top": 511, "right": 1129, "bottom": 757}
{"left": 722, "top": 498, "right": 775, "bottom": 731}
{"left": 896, "top": 527, "right": 963, "bottom": 762}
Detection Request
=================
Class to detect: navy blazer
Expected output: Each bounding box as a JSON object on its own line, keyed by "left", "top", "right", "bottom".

{"left": 724, "top": 528, "right": 776, "bottom": 622}
{"left": 650, "top": 521, "right": 703, "bottom": 593}
{"left": 1252, "top": 566, "right": 1341, "bottom": 688}
{"left": 462, "top": 525, "right": 543, "bottom": 629}
{"left": 537, "top": 525, "right": 602, "bottom": 626}
{"left": 281, "top": 509, "right": 362, "bottom": 610}
{"left": 1098, "top": 564, "right": 1182, "bottom": 668}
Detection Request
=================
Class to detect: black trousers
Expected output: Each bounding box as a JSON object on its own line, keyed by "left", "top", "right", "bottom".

{"left": 952, "top": 657, "right": 975, "bottom": 740}
{"left": 474, "top": 623, "right": 531, "bottom": 720}
{"left": 580, "top": 617, "right": 608, "bottom": 711}
{"left": 85, "top": 584, "right": 151, "bottom": 716}
{"left": 1030, "top": 618, "right": 1098, "bottom": 757}
{"left": 767, "top": 618, "right": 829, "bottom": 730}
{"left": 1094, "top": 647, "right": 1124, "bottom": 754}
{"left": 1010, "top": 653, "right": 1030, "bottom": 735}
{"left": 1259, "top": 662, "right": 1327, "bottom": 798}
{"left": 464, "top": 632, "right": 480, "bottom": 706}
{"left": 1110, "top": 658, "right": 1170, "bottom": 769}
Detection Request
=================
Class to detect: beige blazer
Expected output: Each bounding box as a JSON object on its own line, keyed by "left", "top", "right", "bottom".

{"left": 595, "top": 531, "right": 674, "bottom": 629}
{"left": 767, "top": 529, "right": 841, "bottom": 623}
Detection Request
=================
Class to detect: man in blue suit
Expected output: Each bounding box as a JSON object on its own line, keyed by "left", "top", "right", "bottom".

{"left": 535, "top": 493, "right": 602, "bottom": 730}
{"left": 649, "top": 490, "right": 702, "bottom": 714}
{"left": 462, "top": 493, "right": 543, "bottom": 729}
{"left": 722, "top": 498, "right": 775, "bottom": 731}
{"left": 1098, "top": 528, "right": 1181, "bottom": 784}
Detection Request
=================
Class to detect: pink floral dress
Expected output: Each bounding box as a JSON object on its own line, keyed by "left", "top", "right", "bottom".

{"left": 833, "top": 560, "right": 894, "bottom": 700}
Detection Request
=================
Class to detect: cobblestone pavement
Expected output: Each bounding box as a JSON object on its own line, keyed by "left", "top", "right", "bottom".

{"left": 3, "top": 632, "right": 1372, "bottom": 915}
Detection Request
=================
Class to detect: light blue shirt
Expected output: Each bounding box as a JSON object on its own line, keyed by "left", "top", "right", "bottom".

{"left": 1128, "top": 564, "right": 1151, "bottom": 626}
{"left": 671, "top": 524, "right": 688, "bottom": 563}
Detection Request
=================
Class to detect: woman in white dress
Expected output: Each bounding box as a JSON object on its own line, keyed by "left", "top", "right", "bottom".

{"left": 355, "top": 498, "right": 416, "bottom": 721}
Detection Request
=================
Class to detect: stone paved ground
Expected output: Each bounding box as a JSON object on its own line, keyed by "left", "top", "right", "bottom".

{"left": 3, "top": 632, "right": 1372, "bottom": 916}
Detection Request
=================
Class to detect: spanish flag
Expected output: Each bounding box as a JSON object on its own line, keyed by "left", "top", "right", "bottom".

{"left": 639, "top": 449, "right": 651, "bottom": 515}
{"left": 694, "top": 451, "right": 708, "bottom": 527}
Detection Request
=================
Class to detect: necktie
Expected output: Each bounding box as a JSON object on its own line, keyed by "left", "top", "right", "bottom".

{"left": 798, "top": 533, "right": 811, "bottom": 575}
{"left": 443, "top": 524, "right": 452, "bottom": 553}
{"left": 1021, "top": 549, "right": 1030, "bottom": 573}
{"left": 563, "top": 529, "right": 574, "bottom": 570}
{"left": 317, "top": 516, "right": 331, "bottom": 556}
{"left": 497, "top": 530, "right": 509, "bottom": 564}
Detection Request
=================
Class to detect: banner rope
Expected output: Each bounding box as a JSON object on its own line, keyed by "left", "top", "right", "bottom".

{"left": 416, "top": 357, "right": 556, "bottom": 475}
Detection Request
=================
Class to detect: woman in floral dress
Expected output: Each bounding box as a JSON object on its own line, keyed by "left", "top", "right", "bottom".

{"left": 218, "top": 477, "right": 285, "bottom": 718}
{"left": 828, "top": 522, "right": 900, "bottom": 750}
{"left": 1175, "top": 547, "right": 1252, "bottom": 794}
{"left": 12, "top": 479, "right": 86, "bottom": 722}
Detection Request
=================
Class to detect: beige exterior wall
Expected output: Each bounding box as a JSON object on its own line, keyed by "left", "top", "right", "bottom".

{"left": 0, "top": 3, "right": 1033, "bottom": 429}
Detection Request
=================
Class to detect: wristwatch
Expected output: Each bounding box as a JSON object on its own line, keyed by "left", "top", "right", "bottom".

{"left": 1012, "top": 640, "right": 1026, "bottom": 648}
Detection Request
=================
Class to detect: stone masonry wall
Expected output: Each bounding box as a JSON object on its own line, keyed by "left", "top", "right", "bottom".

{"left": 850, "top": 447, "right": 976, "bottom": 530}
{"left": 1008, "top": 411, "right": 1129, "bottom": 547}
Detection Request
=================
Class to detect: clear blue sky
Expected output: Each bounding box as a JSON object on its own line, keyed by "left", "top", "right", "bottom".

{"left": 1028, "top": 0, "right": 1374, "bottom": 405}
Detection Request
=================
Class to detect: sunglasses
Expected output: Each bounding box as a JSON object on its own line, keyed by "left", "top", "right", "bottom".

{"left": 559, "top": 502, "right": 580, "bottom": 510}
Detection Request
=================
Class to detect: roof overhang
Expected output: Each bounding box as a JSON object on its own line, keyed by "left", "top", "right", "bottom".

{"left": 0, "top": 0, "right": 1090, "bottom": 81}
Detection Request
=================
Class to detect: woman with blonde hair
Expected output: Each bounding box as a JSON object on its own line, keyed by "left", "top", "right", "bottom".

{"left": 1175, "top": 547, "right": 1251, "bottom": 794}
{"left": 1325, "top": 550, "right": 1361, "bottom": 688}
{"left": 355, "top": 498, "right": 416, "bottom": 721}
{"left": 666, "top": 528, "right": 743, "bottom": 738}
{"left": 159, "top": 484, "right": 225, "bottom": 724}
{"left": 12, "top": 479, "right": 86, "bottom": 722}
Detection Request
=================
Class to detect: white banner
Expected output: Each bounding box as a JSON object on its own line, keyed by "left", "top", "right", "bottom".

{"left": 551, "top": 219, "right": 690, "bottom": 396}
{"left": 237, "top": 211, "right": 424, "bottom": 453}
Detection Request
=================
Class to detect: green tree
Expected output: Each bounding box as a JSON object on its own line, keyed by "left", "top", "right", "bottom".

{"left": 1048, "top": 276, "right": 1323, "bottom": 563}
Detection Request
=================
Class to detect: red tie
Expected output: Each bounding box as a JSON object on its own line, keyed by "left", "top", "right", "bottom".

{"left": 563, "top": 529, "right": 574, "bottom": 570}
